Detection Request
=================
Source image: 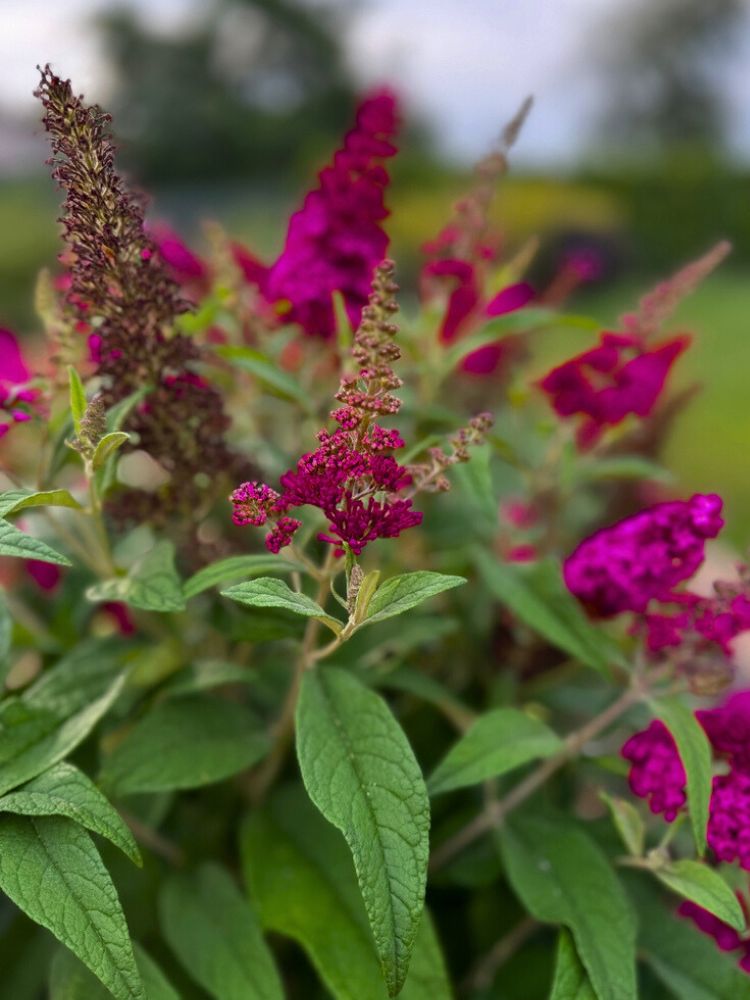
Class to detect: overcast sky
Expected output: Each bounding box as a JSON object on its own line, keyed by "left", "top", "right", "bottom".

{"left": 3, "top": 0, "right": 750, "bottom": 165}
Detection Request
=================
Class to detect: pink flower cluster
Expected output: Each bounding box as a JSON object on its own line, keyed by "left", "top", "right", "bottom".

{"left": 563, "top": 494, "right": 724, "bottom": 617}
{"left": 540, "top": 331, "right": 688, "bottom": 447}
{"left": 0, "top": 329, "right": 41, "bottom": 438}
{"left": 230, "top": 260, "right": 422, "bottom": 556}
{"left": 623, "top": 691, "right": 750, "bottom": 871}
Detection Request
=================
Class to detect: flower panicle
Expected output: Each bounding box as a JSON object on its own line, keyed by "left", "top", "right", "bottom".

{"left": 407, "top": 412, "right": 494, "bottom": 494}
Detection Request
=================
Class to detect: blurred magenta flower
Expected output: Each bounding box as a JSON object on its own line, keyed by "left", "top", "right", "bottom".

{"left": 0, "top": 329, "right": 42, "bottom": 438}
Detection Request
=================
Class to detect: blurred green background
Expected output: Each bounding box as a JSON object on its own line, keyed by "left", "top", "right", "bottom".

{"left": 1, "top": 0, "right": 749, "bottom": 535}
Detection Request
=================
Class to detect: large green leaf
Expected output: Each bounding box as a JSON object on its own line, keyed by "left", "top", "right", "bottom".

{"left": 87, "top": 541, "right": 185, "bottom": 613}
{"left": 100, "top": 695, "right": 268, "bottom": 796}
{"left": 475, "top": 551, "right": 622, "bottom": 674}
{"left": 222, "top": 577, "right": 342, "bottom": 634}
{"left": 0, "top": 519, "right": 71, "bottom": 566}
{"left": 159, "top": 863, "right": 283, "bottom": 1000}
{"left": 428, "top": 707, "right": 561, "bottom": 796}
{"left": 0, "top": 489, "right": 82, "bottom": 518}
{"left": 654, "top": 860, "right": 745, "bottom": 931}
{"left": 49, "top": 945, "right": 178, "bottom": 1000}
{"left": 24, "top": 637, "right": 133, "bottom": 715}
{"left": 0, "top": 675, "right": 124, "bottom": 797}
{"left": 362, "top": 572, "right": 466, "bottom": 628}
{"left": 550, "top": 929, "right": 597, "bottom": 1000}
{"left": 241, "top": 786, "right": 450, "bottom": 1000}
{"left": 498, "top": 814, "right": 637, "bottom": 1000}
{"left": 184, "top": 554, "right": 305, "bottom": 600}
{"left": 653, "top": 697, "right": 712, "bottom": 854}
{"left": 633, "top": 873, "right": 750, "bottom": 1000}
{"left": 296, "top": 668, "right": 430, "bottom": 996}
{"left": 0, "top": 815, "right": 143, "bottom": 999}
{"left": 0, "top": 762, "right": 140, "bottom": 865}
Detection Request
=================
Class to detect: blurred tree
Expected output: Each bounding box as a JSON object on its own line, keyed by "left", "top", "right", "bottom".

{"left": 593, "top": 0, "right": 744, "bottom": 157}
{"left": 97, "top": 0, "right": 357, "bottom": 183}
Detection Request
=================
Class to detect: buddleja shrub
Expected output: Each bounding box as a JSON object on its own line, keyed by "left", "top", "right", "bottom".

{"left": 0, "top": 65, "right": 748, "bottom": 1000}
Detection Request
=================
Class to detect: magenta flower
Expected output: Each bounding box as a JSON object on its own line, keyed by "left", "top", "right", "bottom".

{"left": 707, "top": 768, "right": 750, "bottom": 870}
{"left": 261, "top": 90, "right": 398, "bottom": 338}
{"left": 0, "top": 329, "right": 41, "bottom": 438}
{"left": 679, "top": 899, "right": 750, "bottom": 974}
{"left": 150, "top": 224, "right": 207, "bottom": 286}
{"left": 539, "top": 332, "right": 688, "bottom": 447}
{"left": 621, "top": 720, "right": 687, "bottom": 821}
{"left": 698, "top": 691, "right": 750, "bottom": 771}
{"left": 563, "top": 493, "right": 724, "bottom": 617}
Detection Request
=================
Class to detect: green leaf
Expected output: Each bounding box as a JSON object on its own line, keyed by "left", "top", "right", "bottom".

{"left": 87, "top": 541, "right": 185, "bottom": 613}
{"left": 68, "top": 366, "right": 87, "bottom": 434}
{"left": 217, "top": 345, "right": 314, "bottom": 411}
{"left": 24, "top": 636, "right": 133, "bottom": 715}
{"left": 475, "top": 551, "right": 623, "bottom": 674}
{"left": 296, "top": 668, "right": 430, "bottom": 996}
{"left": 184, "top": 554, "right": 305, "bottom": 600}
{"left": 106, "top": 385, "right": 152, "bottom": 433}
{"left": 550, "top": 929, "right": 597, "bottom": 1000}
{"left": 655, "top": 860, "right": 745, "bottom": 931}
{"left": 159, "top": 862, "right": 283, "bottom": 1000}
{"left": 91, "top": 431, "right": 130, "bottom": 471}
{"left": 100, "top": 695, "right": 268, "bottom": 796}
{"left": 50, "top": 945, "right": 178, "bottom": 1000}
{"left": 428, "top": 707, "right": 562, "bottom": 796}
{"left": 0, "top": 675, "right": 124, "bottom": 797}
{"left": 0, "top": 588, "right": 12, "bottom": 689}
{"left": 633, "top": 873, "right": 750, "bottom": 1000}
{"left": 498, "top": 814, "right": 637, "bottom": 1000}
{"left": 362, "top": 572, "right": 466, "bottom": 628}
{"left": 0, "top": 762, "right": 140, "bottom": 865}
{"left": 576, "top": 455, "right": 673, "bottom": 485}
{"left": 0, "top": 488, "right": 83, "bottom": 518}
{"left": 241, "top": 785, "right": 451, "bottom": 1000}
{"left": 162, "top": 660, "right": 256, "bottom": 698}
{"left": 0, "top": 519, "right": 71, "bottom": 567}
{"left": 451, "top": 443, "right": 497, "bottom": 528}
{"left": 222, "top": 577, "right": 342, "bottom": 634}
{"left": 653, "top": 697, "right": 712, "bottom": 855}
{"left": 441, "top": 308, "right": 555, "bottom": 372}
{"left": 600, "top": 792, "right": 645, "bottom": 857}
{"left": 0, "top": 815, "right": 144, "bottom": 999}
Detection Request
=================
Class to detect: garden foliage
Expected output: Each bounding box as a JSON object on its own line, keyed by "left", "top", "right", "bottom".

{"left": 1, "top": 66, "right": 749, "bottom": 999}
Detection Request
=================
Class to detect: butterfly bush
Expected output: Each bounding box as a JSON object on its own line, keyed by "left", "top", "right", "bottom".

{"left": 0, "top": 65, "right": 748, "bottom": 1000}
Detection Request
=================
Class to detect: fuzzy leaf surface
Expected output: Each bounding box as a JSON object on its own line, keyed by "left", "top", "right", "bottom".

{"left": 160, "top": 862, "right": 283, "bottom": 1000}
{"left": 363, "top": 572, "right": 466, "bottom": 627}
{"left": 296, "top": 668, "right": 430, "bottom": 996}
{"left": 222, "top": 577, "right": 342, "bottom": 633}
{"left": 0, "top": 762, "right": 140, "bottom": 864}
{"left": 0, "top": 815, "right": 143, "bottom": 999}
{"left": 242, "top": 786, "right": 450, "bottom": 1000}
{"left": 0, "top": 520, "right": 71, "bottom": 566}
{"left": 655, "top": 860, "right": 745, "bottom": 930}
{"left": 550, "top": 929, "right": 597, "bottom": 1000}
{"left": 0, "top": 489, "right": 82, "bottom": 518}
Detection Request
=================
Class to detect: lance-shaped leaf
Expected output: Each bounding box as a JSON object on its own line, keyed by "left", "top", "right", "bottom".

{"left": 362, "top": 572, "right": 466, "bottom": 628}
{"left": 87, "top": 540, "right": 185, "bottom": 613}
{"left": 654, "top": 860, "right": 745, "bottom": 931}
{"left": 24, "top": 636, "right": 133, "bottom": 715}
{"left": 0, "top": 488, "right": 82, "bottom": 518}
{"left": 68, "top": 365, "right": 87, "bottom": 433}
{"left": 50, "top": 945, "right": 178, "bottom": 1000}
{"left": 222, "top": 577, "right": 342, "bottom": 634}
{"left": 217, "top": 345, "right": 314, "bottom": 411}
{"left": 159, "top": 863, "right": 283, "bottom": 1000}
{"left": 550, "top": 929, "right": 597, "bottom": 1000}
{"left": 99, "top": 695, "right": 268, "bottom": 796}
{"left": 184, "top": 554, "right": 305, "bottom": 600}
{"left": 0, "top": 674, "right": 125, "bottom": 797}
{"left": 242, "top": 785, "right": 450, "bottom": 1000}
{"left": 0, "top": 815, "right": 144, "bottom": 999}
{"left": 498, "top": 814, "right": 637, "bottom": 1000}
{"left": 91, "top": 431, "right": 130, "bottom": 471}
{"left": 0, "top": 519, "right": 71, "bottom": 566}
{"left": 653, "top": 696, "right": 712, "bottom": 855}
{"left": 296, "top": 668, "right": 430, "bottom": 996}
{"left": 428, "top": 707, "right": 562, "bottom": 796}
{"left": 475, "top": 550, "right": 623, "bottom": 674}
{"left": 0, "top": 762, "right": 140, "bottom": 865}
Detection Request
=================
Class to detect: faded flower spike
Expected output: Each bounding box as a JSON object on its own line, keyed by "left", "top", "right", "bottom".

{"left": 231, "top": 261, "right": 422, "bottom": 556}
